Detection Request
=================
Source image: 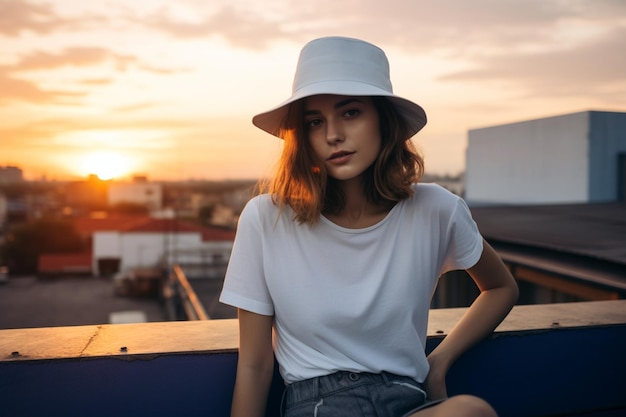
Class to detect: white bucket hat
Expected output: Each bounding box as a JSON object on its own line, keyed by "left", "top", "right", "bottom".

{"left": 252, "top": 36, "right": 427, "bottom": 140}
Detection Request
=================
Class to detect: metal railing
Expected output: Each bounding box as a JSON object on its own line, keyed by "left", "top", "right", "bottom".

{"left": 165, "top": 264, "right": 209, "bottom": 320}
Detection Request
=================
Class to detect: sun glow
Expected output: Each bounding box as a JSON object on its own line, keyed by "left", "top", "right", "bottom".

{"left": 81, "top": 151, "right": 132, "bottom": 180}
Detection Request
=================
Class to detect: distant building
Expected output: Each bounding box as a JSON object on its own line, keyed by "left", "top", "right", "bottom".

{"left": 64, "top": 176, "right": 108, "bottom": 212}
{"left": 0, "top": 166, "right": 24, "bottom": 184}
{"left": 91, "top": 218, "right": 235, "bottom": 278}
{"left": 0, "top": 194, "right": 6, "bottom": 231}
{"left": 0, "top": 166, "right": 23, "bottom": 183}
{"left": 38, "top": 253, "right": 92, "bottom": 277}
{"left": 108, "top": 177, "right": 162, "bottom": 211}
{"left": 453, "top": 111, "right": 626, "bottom": 308}
{"left": 465, "top": 110, "right": 626, "bottom": 205}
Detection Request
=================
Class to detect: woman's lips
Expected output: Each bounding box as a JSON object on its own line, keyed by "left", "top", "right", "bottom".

{"left": 328, "top": 151, "right": 355, "bottom": 164}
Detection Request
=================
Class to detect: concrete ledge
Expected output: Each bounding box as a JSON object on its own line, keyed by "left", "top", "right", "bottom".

{"left": 1, "top": 300, "right": 625, "bottom": 417}
{"left": 1, "top": 319, "right": 239, "bottom": 362}
{"left": 2, "top": 300, "right": 624, "bottom": 363}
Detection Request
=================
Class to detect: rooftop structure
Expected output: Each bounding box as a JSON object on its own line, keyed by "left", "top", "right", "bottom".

{"left": 465, "top": 111, "right": 626, "bottom": 205}
{"left": 471, "top": 202, "right": 626, "bottom": 303}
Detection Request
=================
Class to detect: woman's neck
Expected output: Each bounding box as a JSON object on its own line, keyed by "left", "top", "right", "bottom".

{"left": 324, "top": 178, "right": 393, "bottom": 229}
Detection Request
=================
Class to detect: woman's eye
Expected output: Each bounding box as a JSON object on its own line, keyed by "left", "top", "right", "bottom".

{"left": 306, "top": 119, "right": 322, "bottom": 129}
{"left": 344, "top": 109, "right": 359, "bottom": 118}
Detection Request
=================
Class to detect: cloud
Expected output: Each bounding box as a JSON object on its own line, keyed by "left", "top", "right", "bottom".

{"left": 4, "top": 45, "right": 186, "bottom": 78}
{"left": 0, "top": 72, "right": 85, "bottom": 104}
{"left": 0, "top": 46, "right": 184, "bottom": 104}
{"left": 0, "top": 0, "right": 106, "bottom": 36}
{"left": 111, "top": 102, "right": 158, "bottom": 112}
{"left": 138, "top": 64, "right": 185, "bottom": 75}
{"left": 298, "top": 0, "right": 626, "bottom": 56}
{"left": 0, "top": 118, "right": 74, "bottom": 146}
{"left": 5, "top": 1, "right": 622, "bottom": 55}
{"left": 142, "top": 4, "right": 285, "bottom": 48}
{"left": 439, "top": 26, "right": 626, "bottom": 98}
{"left": 0, "top": 116, "right": 200, "bottom": 147}
{"left": 79, "top": 78, "right": 113, "bottom": 86}
{"left": 132, "top": 0, "right": 626, "bottom": 53}
{"left": 4, "top": 0, "right": 625, "bottom": 51}
{"left": 4, "top": 47, "right": 137, "bottom": 71}
{"left": 0, "top": 48, "right": 128, "bottom": 104}
{"left": 0, "top": 0, "right": 63, "bottom": 36}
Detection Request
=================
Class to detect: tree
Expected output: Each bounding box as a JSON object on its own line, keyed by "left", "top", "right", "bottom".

{"left": 1, "top": 218, "right": 85, "bottom": 275}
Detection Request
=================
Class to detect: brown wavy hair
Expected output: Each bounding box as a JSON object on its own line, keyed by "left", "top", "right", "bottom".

{"left": 261, "top": 96, "right": 425, "bottom": 225}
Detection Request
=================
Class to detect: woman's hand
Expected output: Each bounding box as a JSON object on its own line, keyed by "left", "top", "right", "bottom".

{"left": 230, "top": 309, "right": 274, "bottom": 417}
{"left": 422, "top": 240, "right": 518, "bottom": 402}
{"left": 424, "top": 354, "right": 449, "bottom": 400}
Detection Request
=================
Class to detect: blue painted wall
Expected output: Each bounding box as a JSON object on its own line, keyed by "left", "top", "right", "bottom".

{"left": 1, "top": 325, "right": 624, "bottom": 417}
{"left": 588, "top": 111, "right": 626, "bottom": 202}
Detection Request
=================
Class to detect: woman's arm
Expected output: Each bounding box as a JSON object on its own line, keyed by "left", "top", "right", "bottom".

{"left": 230, "top": 309, "right": 275, "bottom": 417}
{"left": 425, "top": 240, "right": 519, "bottom": 399}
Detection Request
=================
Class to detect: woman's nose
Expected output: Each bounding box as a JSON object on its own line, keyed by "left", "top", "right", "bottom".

{"left": 326, "top": 120, "right": 344, "bottom": 144}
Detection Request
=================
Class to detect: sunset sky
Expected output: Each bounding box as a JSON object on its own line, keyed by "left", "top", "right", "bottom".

{"left": 1, "top": 0, "right": 625, "bottom": 181}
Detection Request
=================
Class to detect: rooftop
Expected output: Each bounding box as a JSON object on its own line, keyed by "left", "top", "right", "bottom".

{"left": 0, "top": 276, "right": 166, "bottom": 330}
{"left": 471, "top": 202, "right": 626, "bottom": 264}
{"left": 471, "top": 202, "right": 626, "bottom": 296}
{"left": 75, "top": 215, "right": 237, "bottom": 241}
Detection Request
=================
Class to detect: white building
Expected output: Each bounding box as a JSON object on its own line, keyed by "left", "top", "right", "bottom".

{"left": 91, "top": 218, "right": 235, "bottom": 278}
{"left": 465, "top": 111, "right": 626, "bottom": 205}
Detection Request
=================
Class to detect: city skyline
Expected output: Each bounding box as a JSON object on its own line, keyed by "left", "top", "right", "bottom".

{"left": 1, "top": 0, "right": 625, "bottom": 181}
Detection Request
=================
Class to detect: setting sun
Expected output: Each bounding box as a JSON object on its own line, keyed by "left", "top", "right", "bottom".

{"left": 81, "top": 151, "right": 132, "bottom": 180}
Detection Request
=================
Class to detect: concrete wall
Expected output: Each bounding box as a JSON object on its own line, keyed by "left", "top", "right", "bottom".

{"left": 1, "top": 301, "right": 624, "bottom": 417}
{"left": 466, "top": 112, "right": 590, "bottom": 205}
{"left": 93, "top": 231, "right": 122, "bottom": 275}
{"left": 119, "top": 232, "right": 202, "bottom": 270}
{"left": 94, "top": 230, "right": 234, "bottom": 276}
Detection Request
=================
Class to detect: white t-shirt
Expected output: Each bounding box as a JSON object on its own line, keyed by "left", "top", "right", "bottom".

{"left": 220, "top": 183, "right": 483, "bottom": 384}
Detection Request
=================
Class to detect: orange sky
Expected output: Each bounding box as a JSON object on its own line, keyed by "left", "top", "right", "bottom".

{"left": 1, "top": 0, "right": 625, "bottom": 181}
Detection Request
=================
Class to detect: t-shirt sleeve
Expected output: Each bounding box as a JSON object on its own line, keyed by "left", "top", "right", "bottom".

{"left": 439, "top": 196, "right": 483, "bottom": 275}
{"left": 219, "top": 197, "right": 274, "bottom": 316}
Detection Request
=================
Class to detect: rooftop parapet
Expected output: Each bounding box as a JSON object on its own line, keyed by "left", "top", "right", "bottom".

{"left": 1, "top": 300, "right": 625, "bottom": 417}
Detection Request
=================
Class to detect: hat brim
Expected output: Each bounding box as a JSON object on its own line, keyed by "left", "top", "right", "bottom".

{"left": 252, "top": 81, "right": 427, "bottom": 140}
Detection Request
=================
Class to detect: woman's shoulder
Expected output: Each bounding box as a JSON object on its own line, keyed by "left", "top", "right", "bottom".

{"left": 242, "top": 193, "right": 277, "bottom": 214}
{"left": 400, "top": 183, "right": 467, "bottom": 219}
{"left": 411, "top": 182, "right": 461, "bottom": 204}
{"left": 239, "top": 193, "right": 288, "bottom": 224}
{"left": 246, "top": 192, "right": 273, "bottom": 205}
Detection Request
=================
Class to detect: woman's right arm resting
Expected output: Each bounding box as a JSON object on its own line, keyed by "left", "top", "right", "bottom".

{"left": 230, "top": 308, "right": 275, "bottom": 417}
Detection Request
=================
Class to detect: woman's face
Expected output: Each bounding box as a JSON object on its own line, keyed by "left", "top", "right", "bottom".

{"left": 304, "top": 94, "right": 381, "bottom": 182}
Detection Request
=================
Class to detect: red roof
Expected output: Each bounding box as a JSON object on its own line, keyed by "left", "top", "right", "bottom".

{"left": 75, "top": 216, "right": 150, "bottom": 235}
{"left": 122, "top": 218, "right": 236, "bottom": 241}
{"left": 121, "top": 218, "right": 203, "bottom": 233}
{"left": 38, "top": 253, "right": 92, "bottom": 273}
{"left": 75, "top": 216, "right": 235, "bottom": 242}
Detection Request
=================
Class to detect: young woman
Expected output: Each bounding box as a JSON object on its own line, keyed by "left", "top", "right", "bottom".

{"left": 220, "top": 36, "right": 518, "bottom": 417}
